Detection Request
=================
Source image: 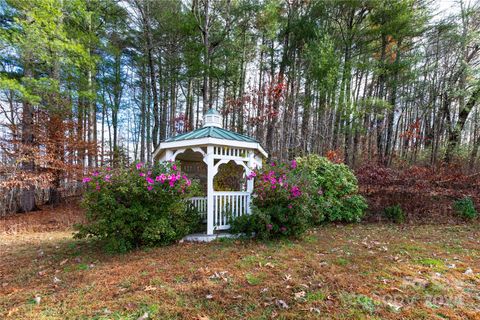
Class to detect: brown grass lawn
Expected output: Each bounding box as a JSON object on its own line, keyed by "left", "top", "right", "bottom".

{"left": 1, "top": 207, "right": 480, "bottom": 319}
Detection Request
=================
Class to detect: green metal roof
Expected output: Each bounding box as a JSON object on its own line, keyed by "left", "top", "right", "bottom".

{"left": 164, "top": 126, "right": 258, "bottom": 143}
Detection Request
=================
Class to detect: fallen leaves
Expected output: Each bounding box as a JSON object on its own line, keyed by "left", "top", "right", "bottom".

{"left": 294, "top": 290, "right": 306, "bottom": 300}
{"left": 143, "top": 285, "right": 157, "bottom": 292}
{"left": 137, "top": 312, "right": 149, "bottom": 320}
{"left": 209, "top": 271, "right": 229, "bottom": 282}
{"left": 2, "top": 221, "right": 480, "bottom": 319}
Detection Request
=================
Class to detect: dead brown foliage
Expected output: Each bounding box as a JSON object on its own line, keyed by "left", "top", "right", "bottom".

{"left": 357, "top": 164, "right": 480, "bottom": 223}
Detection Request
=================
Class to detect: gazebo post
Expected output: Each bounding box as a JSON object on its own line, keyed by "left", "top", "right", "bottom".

{"left": 206, "top": 145, "right": 214, "bottom": 235}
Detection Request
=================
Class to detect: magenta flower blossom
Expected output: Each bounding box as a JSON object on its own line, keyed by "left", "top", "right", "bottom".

{"left": 156, "top": 174, "right": 166, "bottom": 183}
{"left": 95, "top": 183, "right": 100, "bottom": 191}
{"left": 104, "top": 175, "right": 111, "bottom": 182}
{"left": 280, "top": 226, "right": 287, "bottom": 232}
{"left": 185, "top": 179, "right": 191, "bottom": 187}
{"left": 291, "top": 159, "right": 297, "bottom": 169}
{"left": 172, "top": 164, "right": 177, "bottom": 171}
{"left": 266, "top": 224, "right": 273, "bottom": 230}
{"left": 106, "top": 167, "right": 111, "bottom": 171}
{"left": 146, "top": 177, "right": 154, "bottom": 184}
{"left": 147, "top": 185, "right": 153, "bottom": 191}
{"left": 290, "top": 185, "right": 301, "bottom": 198}
{"left": 247, "top": 171, "right": 257, "bottom": 180}
{"left": 82, "top": 177, "right": 92, "bottom": 183}
{"left": 288, "top": 204, "right": 292, "bottom": 209}
{"left": 169, "top": 174, "right": 177, "bottom": 187}
{"left": 92, "top": 171, "right": 99, "bottom": 177}
{"left": 139, "top": 172, "right": 146, "bottom": 177}
{"left": 136, "top": 162, "right": 143, "bottom": 170}
{"left": 317, "top": 188, "right": 324, "bottom": 196}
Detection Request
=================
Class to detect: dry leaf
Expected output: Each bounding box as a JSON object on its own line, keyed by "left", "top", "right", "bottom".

{"left": 137, "top": 312, "right": 149, "bottom": 320}
{"left": 144, "top": 286, "right": 157, "bottom": 291}
{"left": 294, "top": 291, "right": 306, "bottom": 299}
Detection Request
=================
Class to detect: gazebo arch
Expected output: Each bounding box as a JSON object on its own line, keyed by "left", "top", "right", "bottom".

{"left": 153, "top": 109, "right": 267, "bottom": 238}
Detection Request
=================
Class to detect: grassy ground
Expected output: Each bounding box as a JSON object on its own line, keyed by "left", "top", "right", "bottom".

{"left": 1, "top": 210, "right": 480, "bottom": 319}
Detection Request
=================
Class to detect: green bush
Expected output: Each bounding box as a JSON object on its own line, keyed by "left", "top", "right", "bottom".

{"left": 383, "top": 204, "right": 405, "bottom": 223}
{"left": 453, "top": 197, "right": 478, "bottom": 220}
{"left": 75, "top": 162, "right": 201, "bottom": 252}
{"left": 296, "top": 155, "right": 367, "bottom": 223}
{"left": 230, "top": 161, "right": 312, "bottom": 239}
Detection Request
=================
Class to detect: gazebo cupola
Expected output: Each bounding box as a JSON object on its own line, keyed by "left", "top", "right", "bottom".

{"left": 152, "top": 108, "right": 267, "bottom": 238}
{"left": 203, "top": 108, "right": 223, "bottom": 128}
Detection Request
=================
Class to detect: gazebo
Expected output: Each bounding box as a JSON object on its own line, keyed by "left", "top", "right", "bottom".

{"left": 153, "top": 109, "right": 267, "bottom": 239}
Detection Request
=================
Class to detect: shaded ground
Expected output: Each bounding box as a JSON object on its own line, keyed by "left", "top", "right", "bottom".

{"left": 1, "top": 207, "right": 480, "bottom": 319}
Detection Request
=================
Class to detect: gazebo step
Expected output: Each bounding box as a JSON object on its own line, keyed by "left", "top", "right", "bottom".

{"left": 182, "top": 232, "right": 239, "bottom": 243}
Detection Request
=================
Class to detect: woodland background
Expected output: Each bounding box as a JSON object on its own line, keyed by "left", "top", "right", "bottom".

{"left": 0, "top": 0, "right": 479, "bottom": 215}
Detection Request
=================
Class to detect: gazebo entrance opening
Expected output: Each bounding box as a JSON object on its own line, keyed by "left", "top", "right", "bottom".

{"left": 176, "top": 149, "right": 208, "bottom": 223}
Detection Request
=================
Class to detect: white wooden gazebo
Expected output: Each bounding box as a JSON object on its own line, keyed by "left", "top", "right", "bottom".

{"left": 153, "top": 109, "right": 267, "bottom": 237}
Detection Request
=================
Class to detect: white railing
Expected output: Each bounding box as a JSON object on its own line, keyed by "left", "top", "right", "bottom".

{"left": 213, "top": 146, "right": 247, "bottom": 158}
{"left": 189, "top": 196, "right": 207, "bottom": 220}
{"left": 213, "top": 191, "right": 250, "bottom": 230}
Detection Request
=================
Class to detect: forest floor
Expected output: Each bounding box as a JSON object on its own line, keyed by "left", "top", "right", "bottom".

{"left": 1, "top": 206, "right": 480, "bottom": 319}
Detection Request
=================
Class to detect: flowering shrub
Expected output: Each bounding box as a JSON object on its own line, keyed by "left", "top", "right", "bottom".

{"left": 230, "top": 160, "right": 313, "bottom": 239}
{"left": 75, "top": 162, "right": 200, "bottom": 252}
{"left": 296, "top": 155, "right": 367, "bottom": 223}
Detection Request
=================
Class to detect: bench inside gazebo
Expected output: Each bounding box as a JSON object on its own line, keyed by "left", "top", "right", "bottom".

{"left": 152, "top": 109, "right": 267, "bottom": 241}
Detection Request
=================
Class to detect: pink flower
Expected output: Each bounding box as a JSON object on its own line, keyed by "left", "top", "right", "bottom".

{"left": 95, "top": 183, "right": 100, "bottom": 191}
{"left": 291, "top": 159, "right": 297, "bottom": 169}
{"left": 288, "top": 204, "right": 292, "bottom": 209}
{"left": 92, "top": 171, "right": 99, "bottom": 177}
{"left": 156, "top": 174, "right": 166, "bottom": 183}
{"left": 317, "top": 188, "right": 324, "bottom": 196}
{"left": 146, "top": 177, "right": 154, "bottom": 184}
{"left": 247, "top": 171, "right": 257, "bottom": 180}
{"left": 270, "top": 161, "right": 276, "bottom": 166}
{"left": 106, "top": 167, "right": 111, "bottom": 171}
{"left": 172, "top": 164, "right": 177, "bottom": 171}
{"left": 280, "top": 226, "right": 287, "bottom": 232}
{"left": 104, "top": 175, "right": 111, "bottom": 182}
{"left": 185, "top": 179, "right": 191, "bottom": 187}
{"left": 266, "top": 224, "right": 273, "bottom": 230}
{"left": 82, "top": 177, "right": 92, "bottom": 183}
{"left": 139, "top": 172, "right": 146, "bottom": 177}
{"left": 136, "top": 162, "right": 143, "bottom": 170}
{"left": 290, "top": 185, "right": 301, "bottom": 198}
{"left": 147, "top": 185, "right": 153, "bottom": 191}
{"left": 169, "top": 174, "right": 177, "bottom": 187}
